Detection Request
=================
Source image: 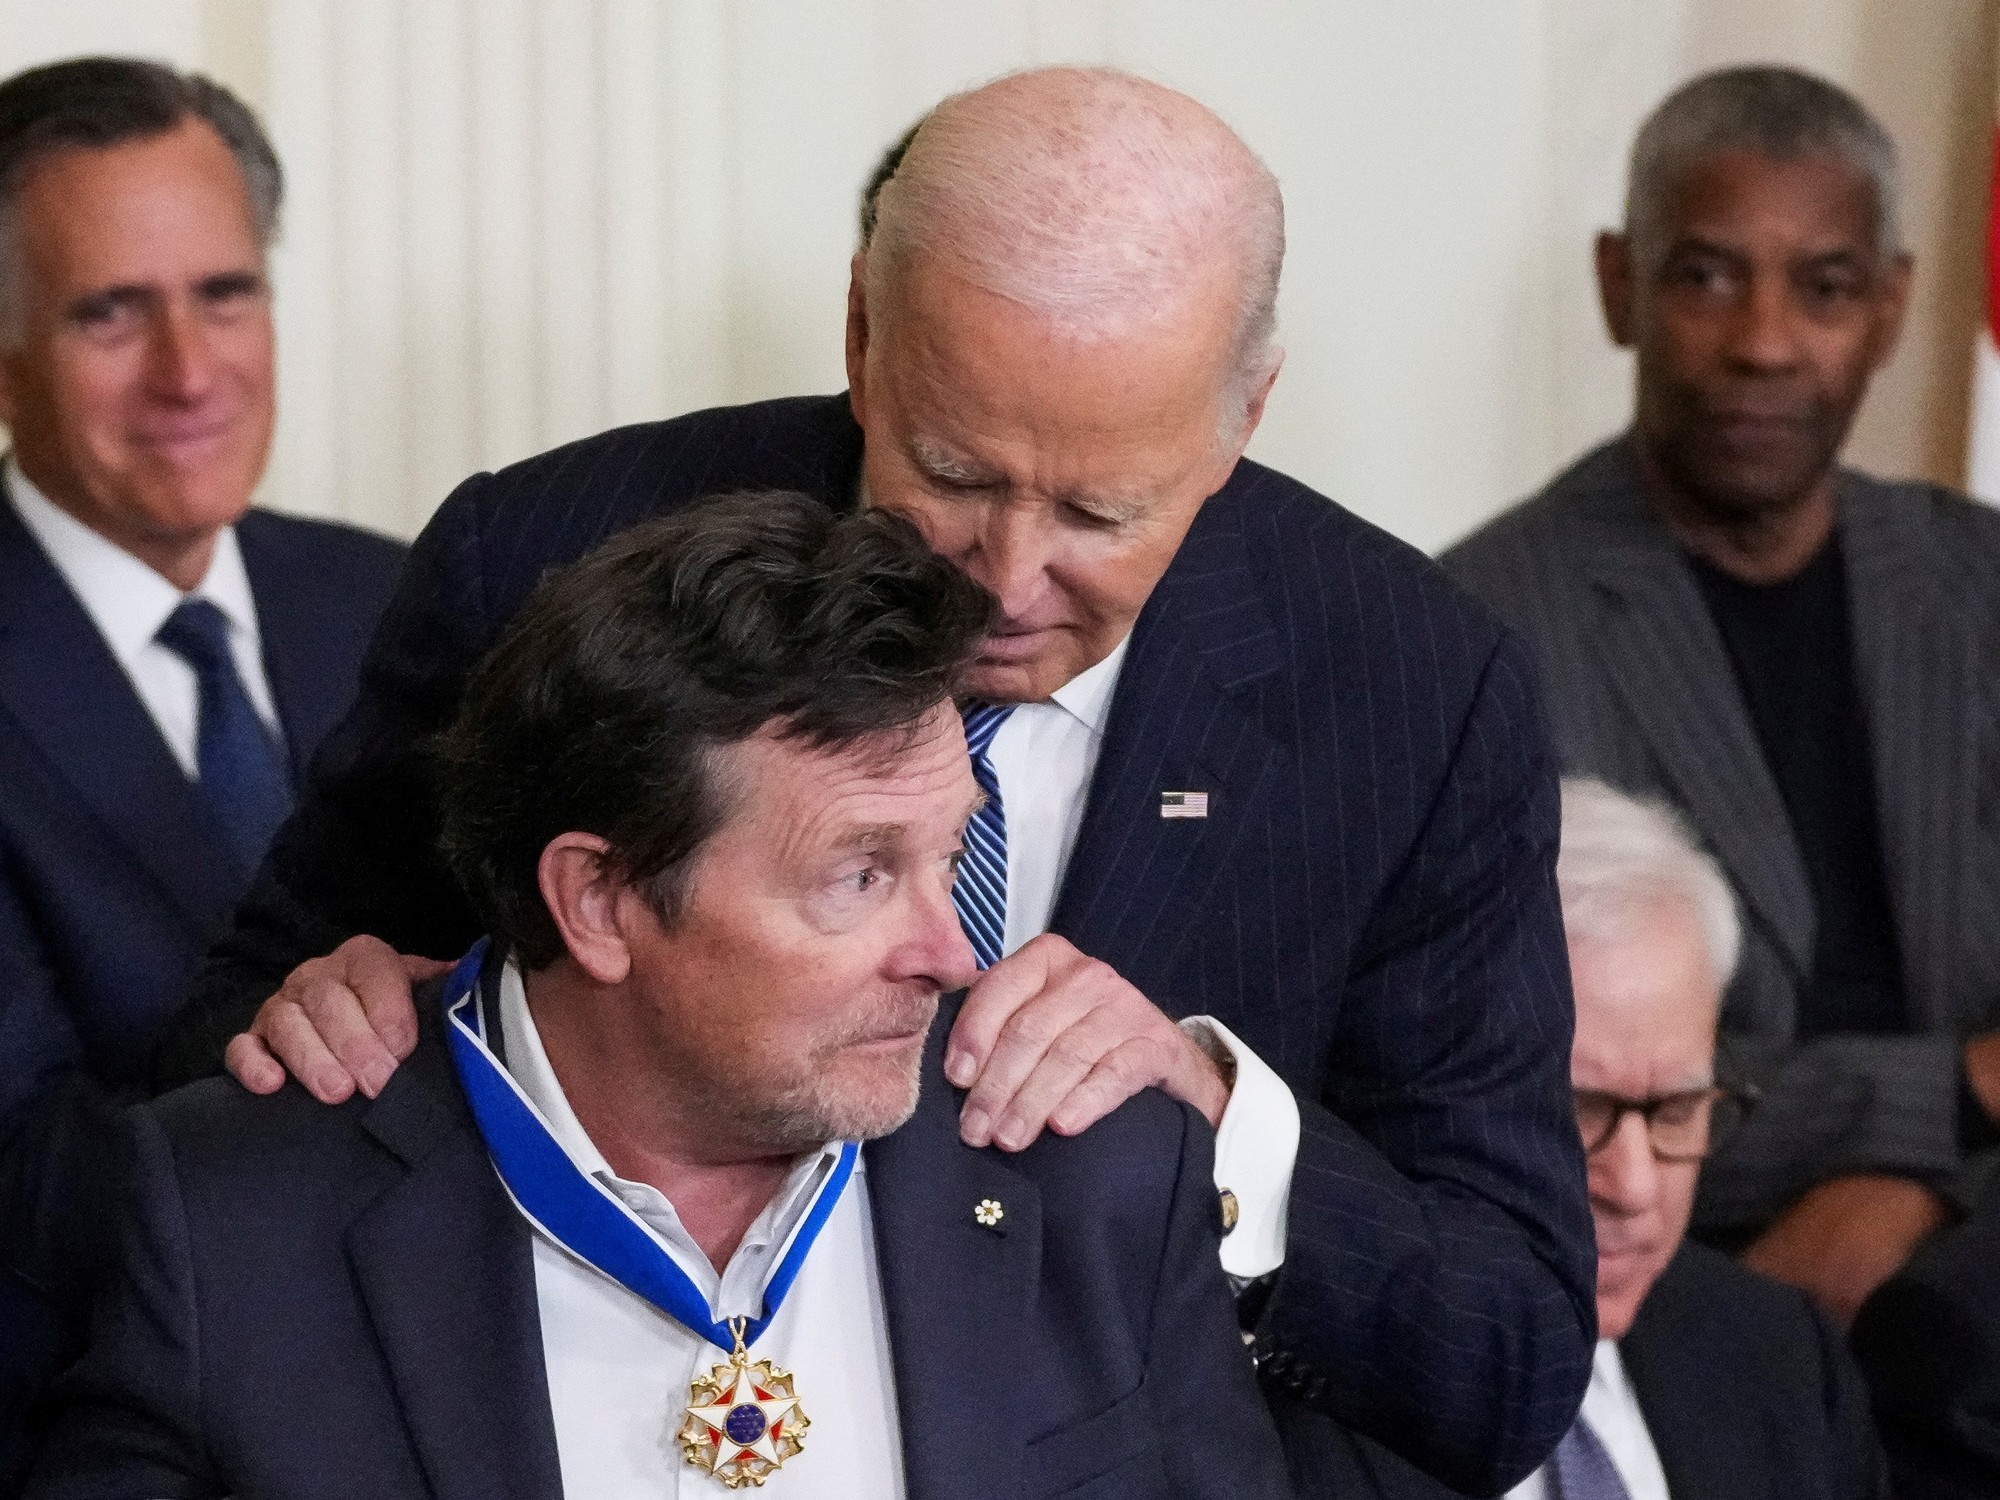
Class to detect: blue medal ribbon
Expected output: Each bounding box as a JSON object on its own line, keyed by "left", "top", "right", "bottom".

{"left": 440, "top": 939, "right": 859, "bottom": 1350}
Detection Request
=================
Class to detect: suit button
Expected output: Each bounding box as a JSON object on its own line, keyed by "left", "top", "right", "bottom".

{"left": 1304, "top": 1375, "right": 1328, "bottom": 1403}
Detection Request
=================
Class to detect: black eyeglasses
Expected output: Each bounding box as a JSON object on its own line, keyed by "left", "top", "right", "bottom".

{"left": 1572, "top": 1084, "right": 1754, "bottom": 1162}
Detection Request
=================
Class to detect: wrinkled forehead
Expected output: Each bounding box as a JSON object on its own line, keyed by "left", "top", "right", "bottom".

{"left": 717, "top": 707, "right": 974, "bottom": 833}
{"left": 1567, "top": 913, "right": 1721, "bottom": 1090}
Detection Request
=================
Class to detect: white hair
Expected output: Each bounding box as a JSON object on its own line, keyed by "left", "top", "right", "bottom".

{"left": 861, "top": 66, "right": 1284, "bottom": 437}
{"left": 1558, "top": 777, "right": 1741, "bottom": 989}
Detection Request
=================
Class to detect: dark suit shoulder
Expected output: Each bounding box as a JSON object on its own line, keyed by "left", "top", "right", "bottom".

{"left": 1007, "top": 1080, "right": 1197, "bottom": 1195}
{"left": 432, "top": 395, "right": 864, "bottom": 621}
{"left": 1842, "top": 469, "right": 2000, "bottom": 590}
{"left": 235, "top": 509, "right": 407, "bottom": 614}
{"left": 1229, "top": 453, "right": 1494, "bottom": 617}
{"left": 1219, "top": 455, "right": 1515, "bottom": 718}
{"left": 1438, "top": 440, "right": 1632, "bottom": 597}
{"left": 1630, "top": 1240, "right": 1826, "bottom": 1357}
{"left": 1625, "top": 1241, "right": 1864, "bottom": 1435}
{"left": 145, "top": 1023, "right": 465, "bottom": 1201}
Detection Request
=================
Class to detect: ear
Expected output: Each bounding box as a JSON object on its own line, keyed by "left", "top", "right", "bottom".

{"left": 1204, "top": 351, "right": 1285, "bottom": 493}
{"left": 1595, "top": 231, "right": 1637, "bottom": 348}
{"left": 1237, "top": 351, "right": 1283, "bottom": 445}
{"left": 845, "top": 253, "right": 871, "bottom": 422}
{"left": 1867, "top": 251, "right": 1914, "bottom": 371}
{"left": 537, "top": 833, "right": 634, "bottom": 986}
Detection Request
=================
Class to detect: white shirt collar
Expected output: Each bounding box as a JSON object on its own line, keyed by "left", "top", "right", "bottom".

{"left": 6, "top": 455, "right": 260, "bottom": 658}
{"left": 494, "top": 957, "right": 849, "bottom": 1312}
{"left": 1046, "top": 634, "right": 1129, "bottom": 735}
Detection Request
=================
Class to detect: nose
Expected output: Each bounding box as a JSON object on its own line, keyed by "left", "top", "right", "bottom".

{"left": 964, "top": 502, "right": 1050, "bottom": 622}
{"left": 1587, "top": 1109, "right": 1663, "bottom": 1217}
{"left": 1722, "top": 271, "right": 1803, "bottom": 374}
{"left": 148, "top": 302, "right": 219, "bottom": 403}
{"left": 902, "top": 870, "right": 980, "bottom": 994}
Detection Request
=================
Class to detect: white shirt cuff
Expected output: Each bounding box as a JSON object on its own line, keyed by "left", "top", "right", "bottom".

{"left": 1178, "top": 1016, "right": 1298, "bottom": 1280}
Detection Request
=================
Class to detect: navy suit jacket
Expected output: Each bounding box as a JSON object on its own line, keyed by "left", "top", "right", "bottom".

{"left": 1284, "top": 1243, "right": 1888, "bottom": 1500}
{"left": 30, "top": 979, "right": 1291, "bottom": 1500}
{"left": 163, "top": 394, "right": 1595, "bottom": 1492}
{"left": 0, "top": 495, "right": 403, "bottom": 1480}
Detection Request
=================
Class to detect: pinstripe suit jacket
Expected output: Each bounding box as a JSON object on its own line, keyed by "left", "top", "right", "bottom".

{"left": 163, "top": 395, "right": 1595, "bottom": 1495}
{"left": 1443, "top": 437, "right": 2000, "bottom": 1234}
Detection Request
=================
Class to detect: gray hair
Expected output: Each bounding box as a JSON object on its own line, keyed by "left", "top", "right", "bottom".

{"left": 1558, "top": 777, "right": 1742, "bottom": 990}
{"left": 1625, "top": 65, "right": 1900, "bottom": 260}
{"left": 861, "top": 67, "right": 1284, "bottom": 441}
{"left": 0, "top": 57, "right": 282, "bottom": 345}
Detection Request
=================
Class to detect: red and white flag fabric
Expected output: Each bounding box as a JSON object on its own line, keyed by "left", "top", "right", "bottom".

{"left": 1967, "top": 121, "right": 2000, "bottom": 503}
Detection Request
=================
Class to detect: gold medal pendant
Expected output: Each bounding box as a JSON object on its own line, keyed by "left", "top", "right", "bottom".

{"left": 678, "top": 1317, "right": 811, "bottom": 1488}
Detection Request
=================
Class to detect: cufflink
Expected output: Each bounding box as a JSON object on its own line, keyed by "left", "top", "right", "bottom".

{"left": 1218, "top": 1188, "right": 1239, "bottom": 1234}
{"left": 974, "top": 1197, "right": 1005, "bottom": 1230}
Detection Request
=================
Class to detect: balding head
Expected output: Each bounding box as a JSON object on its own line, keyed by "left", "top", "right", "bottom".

{"left": 863, "top": 67, "right": 1283, "bottom": 417}
{"left": 846, "top": 69, "right": 1288, "bottom": 707}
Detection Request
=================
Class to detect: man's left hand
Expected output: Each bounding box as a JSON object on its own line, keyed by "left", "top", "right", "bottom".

{"left": 1741, "top": 1173, "right": 1952, "bottom": 1327}
{"left": 945, "top": 933, "right": 1230, "bottom": 1151}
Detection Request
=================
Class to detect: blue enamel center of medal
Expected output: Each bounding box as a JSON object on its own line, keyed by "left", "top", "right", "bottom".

{"left": 724, "top": 1404, "right": 768, "bottom": 1444}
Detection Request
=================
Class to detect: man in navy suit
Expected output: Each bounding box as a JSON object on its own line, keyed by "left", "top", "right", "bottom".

{"left": 0, "top": 58, "right": 404, "bottom": 1486}
{"left": 31, "top": 495, "right": 1289, "bottom": 1499}
{"left": 162, "top": 67, "right": 1593, "bottom": 1493}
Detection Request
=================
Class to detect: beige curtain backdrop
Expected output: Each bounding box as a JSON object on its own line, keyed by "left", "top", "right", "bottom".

{"left": 0, "top": 0, "right": 1990, "bottom": 552}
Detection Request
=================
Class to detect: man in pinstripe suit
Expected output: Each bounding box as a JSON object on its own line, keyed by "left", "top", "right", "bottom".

{"left": 156, "top": 68, "right": 1596, "bottom": 1494}
{"left": 1446, "top": 66, "right": 2000, "bottom": 1329}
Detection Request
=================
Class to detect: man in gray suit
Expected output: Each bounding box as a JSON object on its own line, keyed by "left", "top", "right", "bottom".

{"left": 1445, "top": 65, "right": 2000, "bottom": 1328}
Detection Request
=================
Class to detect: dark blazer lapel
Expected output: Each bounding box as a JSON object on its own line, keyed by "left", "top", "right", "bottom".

{"left": 0, "top": 491, "right": 244, "bottom": 917}
{"left": 1051, "top": 485, "right": 1286, "bottom": 1010}
{"left": 1620, "top": 1319, "right": 1760, "bottom": 1500}
{"left": 1579, "top": 464, "right": 1813, "bottom": 983}
{"left": 347, "top": 1040, "right": 565, "bottom": 1500}
{"left": 237, "top": 513, "right": 356, "bottom": 782}
{"left": 1841, "top": 482, "right": 1977, "bottom": 1033}
{"left": 867, "top": 1012, "right": 1039, "bottom": 1500}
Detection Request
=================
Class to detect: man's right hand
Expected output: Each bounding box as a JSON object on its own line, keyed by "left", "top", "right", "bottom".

{"left": 222, "top": 935, "right": 445, "bottom": 1102}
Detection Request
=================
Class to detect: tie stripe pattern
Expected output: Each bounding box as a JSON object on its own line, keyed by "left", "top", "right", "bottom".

{"left": 955, "top": 701, "right": 1015, "bottom": 970}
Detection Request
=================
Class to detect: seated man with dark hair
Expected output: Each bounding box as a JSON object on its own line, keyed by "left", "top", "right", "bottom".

{"left": 29, "top": 493, "right": 1288, "bottom": 1499}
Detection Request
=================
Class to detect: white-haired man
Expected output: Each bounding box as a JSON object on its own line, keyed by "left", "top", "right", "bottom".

{"left": 156, "top": 68, "right": 1593, "bottom": 1491}
{"left": 1447, "top": 63, "right": 2000, "bottom": 1326}
{"left": 1515, "top": 780, "right": 1885, "bottom": 1500}
{"left": 1296, "top": 779, "right": 1888, "bottom": 1500}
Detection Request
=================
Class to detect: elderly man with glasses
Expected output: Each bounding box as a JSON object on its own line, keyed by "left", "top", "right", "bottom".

{"left": 1500, "top": 779, "right": 1887, "bottom": 1500}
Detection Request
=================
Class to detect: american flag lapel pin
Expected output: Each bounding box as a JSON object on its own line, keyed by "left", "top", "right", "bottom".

{"left": 1160, "top": 790, "right": 1209, "bottom": 819}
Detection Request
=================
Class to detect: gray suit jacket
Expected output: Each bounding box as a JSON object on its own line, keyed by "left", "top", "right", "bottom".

{"left": 1443, "top": 437, "right": 2000, "bottom": 1233}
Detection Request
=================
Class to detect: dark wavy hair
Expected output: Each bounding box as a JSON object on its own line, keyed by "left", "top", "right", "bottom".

{"left": 436, "top": 491, "right": 994, "bottom": 968}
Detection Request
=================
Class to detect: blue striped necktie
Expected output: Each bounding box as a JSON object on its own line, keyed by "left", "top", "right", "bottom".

{"left": 1547, "top": 1413, "right": 1633, "bottom": 1500}
{"left": 955, "top": 701, "right": 1016, "bottom": 970}
{"left": 155, "top": 598, "right": 294, "bottom": 872}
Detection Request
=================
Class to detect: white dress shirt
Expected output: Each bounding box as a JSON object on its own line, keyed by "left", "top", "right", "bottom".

{"left": 497, "top": 962, "right": 905, "bottom": 1498}
{"left": 1506, "top": 1340, "right": 1672, "bottom": 1500}
{"left": 7, "top": 458, "right": 281, "bottom": 779}
{"left": 984, "top": 638, "right": 1299, "bottom": 1280}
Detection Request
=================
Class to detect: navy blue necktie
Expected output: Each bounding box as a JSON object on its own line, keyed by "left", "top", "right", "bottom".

{"left": 155, "top": 598, "right": 294, "bottom": 871}
{"left": 955, "top": 701, "right": 1016, "bottom": 970}
{"left": 1547, "top": 1413, "right": 1634, "bottom": 1500}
